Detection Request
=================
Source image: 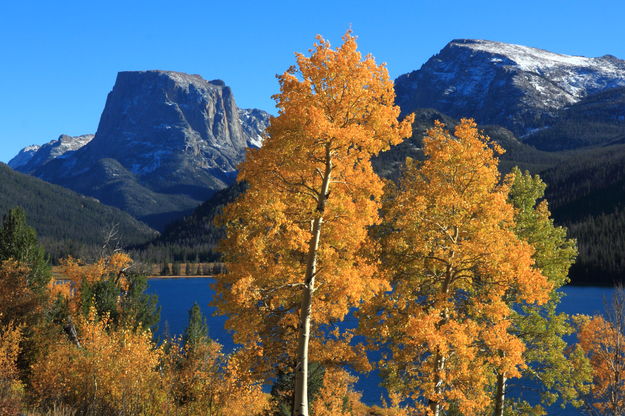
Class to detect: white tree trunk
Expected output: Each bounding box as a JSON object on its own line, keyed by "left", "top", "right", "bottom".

{"left": 293, "top": 144, "right": 332, "bottom": 416}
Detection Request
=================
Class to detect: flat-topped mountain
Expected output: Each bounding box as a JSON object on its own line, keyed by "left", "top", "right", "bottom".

{"left": 395, "top": 39, "right": 625, "bottom": 136}
{"left": 14, "top": 70, "right": 269, "bottom": 230}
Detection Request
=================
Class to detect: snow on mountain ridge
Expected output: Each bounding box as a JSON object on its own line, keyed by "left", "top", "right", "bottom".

{"left": 455, "top": 39, "right": 600, "bottom": 71}
{"left": 239, "top": 108, "right": 270, "bottom": 148}
{"left": 450, "top": 39, "right": 625, "bottom": 100}
{"left": 395, "top": 39, "right": 625, "bottom": 136}
{"left": 8, "top": 145, "right": 41, "bottom": 169}
{"left": 8, "top": 134, "right": 93, "bottom": 171}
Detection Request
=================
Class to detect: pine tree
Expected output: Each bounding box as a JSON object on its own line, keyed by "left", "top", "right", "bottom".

{"left": 0, "top": 207, "right": 50, "bottom": 291}
{"left": 182, "top": 303, "right": 209, "bottom": 350}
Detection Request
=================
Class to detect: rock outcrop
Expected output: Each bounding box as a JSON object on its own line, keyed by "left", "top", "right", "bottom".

{"left": 18, "top": 71, "right": 270, "bottom": 230}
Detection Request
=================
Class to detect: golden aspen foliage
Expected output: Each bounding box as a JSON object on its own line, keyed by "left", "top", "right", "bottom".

{"left": 30, "top": 309, "right": 167, "bottom": 415}
{"left": 0, "top": 321, "right": 24, "bottom": 416}
{"left": 167, "top": 340, "right": 269, "bottom": 416}
{"left": 359, "top": 119, "right": 551, "bottom": 415}
{"left": 214, "top": 29, "right": 412, "bottom": 414}
{"left": 0, "top": 260, "right": 42, "bottom": 327}
{"left": 51, "top": 253, "right": 159, "bottom": 331}
{"left": 56, "top": 253, "right": 132, "bottom": 313}
{"left": 311, "top": 368, "right": 368, "bottom": 416}
{"left": 578, "top": 293, "right": 625, "bottom": 416}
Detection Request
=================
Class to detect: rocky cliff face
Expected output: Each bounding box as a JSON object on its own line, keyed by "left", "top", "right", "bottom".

{"left": 395, "top": 39, "right": 625, "bottom": 136}
{"left": 239, "top": 108, "right": 270, "bottom": 148}
{"left": 20, "top": 71, "right": 270, "bottom": 230}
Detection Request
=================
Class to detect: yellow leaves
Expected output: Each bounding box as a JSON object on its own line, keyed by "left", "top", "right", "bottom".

{"left": 359, "top": 119, "right": 552, "bottom": 414}
{"left": 0, "top": 320, "right": 23, "bottom": 383}
{"left": 578, "top": 314, "right": 625, "bottom": 414}
{"left": 31, "top": 311, "right": 165, "bottom": 414}
{"left": 0, "top": 320, "right": 25, "bottom": 416}
{"left": 166, "top": 339, "right": 269, "bottom": 416}
{"left": 215, "top": 30, "right": 412, "bottom": 377}
{"left": 61, "top": 252, "right": 131, "bottom": 286}
{"left": 53, "top": 253, "right": 135, "bottom": 316}
{"left": 311, "top": 368, "right": 368, "bottom": 416}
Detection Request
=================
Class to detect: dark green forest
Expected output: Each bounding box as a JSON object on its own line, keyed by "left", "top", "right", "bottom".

{"left": 0, "top": 163, "right": 157, "bottom": 261}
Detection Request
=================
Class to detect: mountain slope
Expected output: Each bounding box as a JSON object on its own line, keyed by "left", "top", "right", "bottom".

{"left": 0, "top": 163, "right": 157, "bottom": 259}
{"left": 395, "top": 39, "right": 625, "bottom": 136}
{"left": 150, "top": 109, "right": 561, "bottom": 262}
{"left": 138, "top": 182, "right": 246, "bottom": 262}
{"left": 524, "top": 87, "right": 625, "bottom": 150}
{"left": 373, "top": 108, "right": 563, "bottom": 179}
{"left": 537, "top": 144, "right": 625, "bottom": 284}
{"left": 17, "top": 71, "right": 269, "bottom": 230}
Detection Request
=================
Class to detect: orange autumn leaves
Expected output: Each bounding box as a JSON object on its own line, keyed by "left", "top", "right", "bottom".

{"left": 215, "top": 31, "right": 412, "bottom": 374}
{"left": 578, "top": 310, "right": 625, "bottom": 415}
{"left": 31, "top": 310, "right": 165, "bottom": 414}
{"left": 7, "top": 252, "right": 270, "bottom": 416}
{"left": 214, "top": 30, "right": 554, "bottom": 416}
{"left": 49, "top": 253, "right": 132, "bottom": 311}
{"left": 357, "top": 119, "right": 552, "bottom": 415}
{"left": 0, "top": 320, "right": 24, "bottom": 415}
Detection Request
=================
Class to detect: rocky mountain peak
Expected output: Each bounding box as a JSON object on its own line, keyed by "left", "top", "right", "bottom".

{"left": 9, "top": 134, "right": 94, "bottom": 172}
{"left": 85, "top": 70, "right": 248, "bottom": 177}
{"left": 395, "top": 39, "right": 625, "bottom": 135}
{"left": 13, "top": 70, "right": 270, "bottom": 230}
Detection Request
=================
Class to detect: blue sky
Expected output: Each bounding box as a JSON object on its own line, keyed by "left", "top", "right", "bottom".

{"left": 1, "top": 0, "right": 624, "bottom": 163}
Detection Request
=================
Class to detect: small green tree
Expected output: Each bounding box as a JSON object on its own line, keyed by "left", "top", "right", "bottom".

{"left": 493, "top": 167, "right": 592, "bottom": 415}
{"left": 79, "top": 271, "right": 160, "bottom": 331}
{"left": 0, "top": 207, "right": 50, "bottom": 291}
{"left": 270, "top": 363, "right": 325, "bottom": 416}
{"left": 182, "top": 303, "right": 209, "bottom": 350}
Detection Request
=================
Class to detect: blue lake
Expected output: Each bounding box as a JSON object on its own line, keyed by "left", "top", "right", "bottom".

{"left": 146, "top": 278, "right": 614, "bottom": 414}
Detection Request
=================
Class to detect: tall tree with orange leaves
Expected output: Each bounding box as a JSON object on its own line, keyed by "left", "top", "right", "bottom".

{"left": 359, "top": 120, "right": 551, "bottom": 416}
{"left": 214, "top": 31, "right": 412, "bottom": 416}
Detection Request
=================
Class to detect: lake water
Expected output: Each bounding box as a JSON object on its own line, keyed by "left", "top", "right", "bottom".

{"left": 146, "top": 278, "right": 614, "bottom": 414}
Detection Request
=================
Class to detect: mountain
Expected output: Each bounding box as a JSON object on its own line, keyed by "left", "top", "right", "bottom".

{"left": 524, "top": 86, "right": 625, "bottom": 150}
{"left": 8, "top": 145, "right": 41, "bottom": 169}
{"left": 137, "top": 182, "right": 246, "bottom": 263}
{"left": 9, "top": 134, "right": 94, "bottom": 172}
{"left": 0, "top": 162, "right": 157, "bottom": 260}
{"left": 395, "top": 39, "right": 625, "bottom": 137}
{"left": 149, "top": 110, "right": 563, "bottom": 263}
{"left": 239, "top": 108, "right": 270, "bottom": 148}
{"left": 15, "top": 71, "right": 270, "bottom": 230}
{"left": 373, "top": 108, "right": 563, "bottom": 179}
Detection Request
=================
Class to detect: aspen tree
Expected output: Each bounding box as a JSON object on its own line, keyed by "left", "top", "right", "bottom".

{"left": 215, "top": 31, "right": 412, "bottom": 416}
{"left": 360, "top": 120, "right": 550, "bottom": 415}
